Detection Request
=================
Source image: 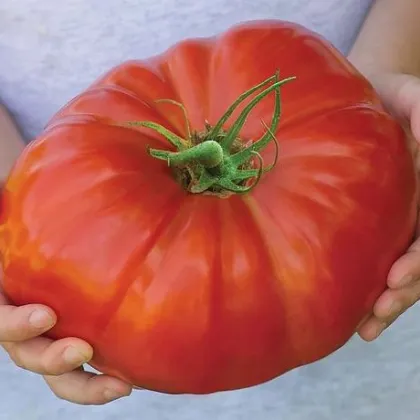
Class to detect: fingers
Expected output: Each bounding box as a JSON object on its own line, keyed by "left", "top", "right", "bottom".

{"left": 387, "top": 241, "right": 420, "bottom": 289}
{"left": 3, "top": 334, "right": 132, "bottom": 404}
{"left": 0, "top": 281, "right": 132, "bottom": 405}
{"left": 2, "top": 337, "right": 93, "bottom": 376}
{"left": 358, "top": 277, "right": 420, "bottom": 341}
{"left": 44, "top": 370, "right": 132, "bottom": 405}
{"left": 357, "top": 238, "right": 420, "bottom": 341}
{"left": 0, "top": 304, "right": 56, "bottom": 342}
{"left": 2, "top": 333, "right": 132, "bottom": 405}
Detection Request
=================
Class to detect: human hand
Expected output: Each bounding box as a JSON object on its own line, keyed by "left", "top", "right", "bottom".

{"left": 357, "top": 73, "right": 420, "bottom": 341}
{"left": 0, "top": 105, "right": 132, "bottom": 404}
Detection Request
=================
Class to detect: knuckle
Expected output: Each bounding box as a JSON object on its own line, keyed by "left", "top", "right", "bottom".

{"left": 407, "top": 296, "right": 419, "bottom": 310}
{"left": 0, "top": 320, "right": 27, "bottom": 343}
{"left": 44, "top": 376, "right": 93, "bottom": 405}
{"left": 54, "top": 391, "right": 68, "bottom": 402}
{"left": 51, "top": 387, "right": 67, "bottom": 401}
{"left": 44, "top": 376, "right": 66, "bottom": 400}
{"left": 9, "top": 349, "right": 26, "bottom": 370}
{"left": 39, "top": 355, "right": 64, "bottom": 377}
{"left": 42, "top": 365, "right": 64, "bottom": 376}
{"left": 14, "top": 358, "right": 26, "bottom": 370}
{"left": 38, "top": 359, "right": 54, "bottom": 376}
{"left": 42, "top": 348, "right": 74, "bottom": 376}
{"left": 400, "top": 288, "right": 420, "bottom": 311}
{"left": 5, "top": 327, "right": 29, "bottom": 343}
{"left": 0, "top": 341, "right": 10, "bottom": 351}
{"left": 0, "top": 327, "right": 14, "bottom": 344}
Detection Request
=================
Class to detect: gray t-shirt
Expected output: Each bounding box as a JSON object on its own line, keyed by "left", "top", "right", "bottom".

{"left": 2, "top": 1, "right": 420, "bottom": 420}
{"left": 1, "top": 0, "right": 372, "bottom": 140}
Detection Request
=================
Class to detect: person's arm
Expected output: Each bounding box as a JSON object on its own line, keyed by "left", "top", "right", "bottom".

{"left": 349, "top": 0, "right": 420, "bottom": 122}
{"left": 0, "top": 105, "right": 25, "bottom": 180}
{"left": 347, "top": 0, "right": 420, "bottom": 342}
{"left": 349, "top": 0, "right": 420, "bottom": 77}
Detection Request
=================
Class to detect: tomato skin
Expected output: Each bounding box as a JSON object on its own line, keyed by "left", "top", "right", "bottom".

{"left": 0, "top": 20, "right": 417, "bottom": 394}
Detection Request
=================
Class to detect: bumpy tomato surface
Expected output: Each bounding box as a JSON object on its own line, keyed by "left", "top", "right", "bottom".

{"left": 0, "top": 20, "right": 417, "bottom": 394}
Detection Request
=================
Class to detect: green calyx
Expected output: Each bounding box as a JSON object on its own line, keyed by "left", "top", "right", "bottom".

{"left": 125, "top": 72, "right": 295, "bottom": 197}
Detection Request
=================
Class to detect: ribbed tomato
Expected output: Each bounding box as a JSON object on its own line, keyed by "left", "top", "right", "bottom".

{"left": 0, "top": 20, "right": 417, "bottom": 394}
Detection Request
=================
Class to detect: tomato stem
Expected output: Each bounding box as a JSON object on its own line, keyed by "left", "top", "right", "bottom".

{"left": 149, "top": 140, "right": 224, "bottom": 168}
{"left": 219, "top": 75, "right": 293, "bottom": 152}
{"left": 155, "top": 98, "right": 193, "bottom": 142}
{"left": 125, "top": 121, "right": 189, "bottom": 149}
{"left": 123, "top": 72, "right": 296, "bottom": 197}
{"left": 207, "top": 74, "right": 278, "bottom": 143}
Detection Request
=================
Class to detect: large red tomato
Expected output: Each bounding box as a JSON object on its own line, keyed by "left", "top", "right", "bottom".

{"left": 0, "top": 20, "right": 417, "bottom": 394}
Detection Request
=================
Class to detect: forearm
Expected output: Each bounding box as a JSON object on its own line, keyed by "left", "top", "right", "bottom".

{"left": 0, "top": 106, "right": 24, "bottom": 180}
{"left": 348, "top": 0, "right": 420, "bottom": 77}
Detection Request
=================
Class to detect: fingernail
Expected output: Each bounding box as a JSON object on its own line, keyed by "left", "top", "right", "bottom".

{"left": 29, "top": 309, "right": 54, "bottom": 329}
{"left": 63, "top": 346, "right": 89, "bottom": 365}
{"left": 103, "top": 388, "right": 128, "bottom": 401}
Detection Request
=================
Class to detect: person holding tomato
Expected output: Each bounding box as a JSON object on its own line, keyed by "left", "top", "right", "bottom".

{"left": 0, "top": 0, "right": 420, "bottom": 409}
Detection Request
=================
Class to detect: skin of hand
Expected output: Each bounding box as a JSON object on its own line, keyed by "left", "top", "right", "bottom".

{"left": 348, "top": 0, "right": 420, "bottom": 341}
{"left": 355, "top": 73, "right": 420, "bottom": 341}
{"left": 0, "top": 106, "right": 132, "bottom": 405}
{"left": 1, "top": 0, "right": 419, "bottom": 402}
{"left": 2, "top": 82, "right": 419, "bottom": 395}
